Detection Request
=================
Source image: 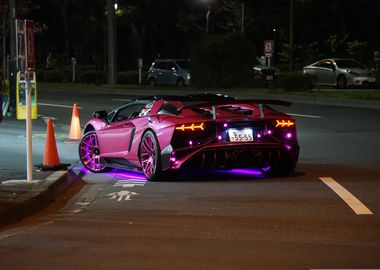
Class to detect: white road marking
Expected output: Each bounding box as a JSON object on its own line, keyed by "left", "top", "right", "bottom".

{"left": 319, "top": 177, "right": 373, "bottom": 215}
{"left": 114, "top": 180, "right": 146, "bottom": 188}
{"left": 37, "top": 103, "right": 83, "bottom": 109}
{"left": 0, "top": 221, "right": 54, "bottom": 240}
{"left": 108, "top": 190, "right": 138, "bottom": 201}
{"left": 287, "top": 113, "right": 323, "bottom": 119}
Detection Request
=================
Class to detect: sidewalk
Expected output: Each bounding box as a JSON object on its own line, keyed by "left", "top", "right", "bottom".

{"left": 0, "top": 116, "right": 79, "bottom": 227}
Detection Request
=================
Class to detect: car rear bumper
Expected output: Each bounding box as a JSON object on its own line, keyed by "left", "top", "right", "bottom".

{"left": 161, "top": 142, "right": 299, "bottom": 171}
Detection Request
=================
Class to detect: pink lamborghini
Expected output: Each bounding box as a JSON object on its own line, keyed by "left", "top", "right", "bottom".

{"left": 79, "top": 94, "right": 299, "bottom": 181}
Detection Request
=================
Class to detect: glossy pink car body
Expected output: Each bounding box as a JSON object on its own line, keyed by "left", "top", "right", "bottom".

{"left": 78, "top": 94, "right": 299, "bottom": 180}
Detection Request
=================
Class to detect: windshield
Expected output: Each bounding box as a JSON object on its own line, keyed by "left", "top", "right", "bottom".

{"left": 335, "top": 60, "right": 366, "bottom": 69}
{"left": 176, "top": 60, "right": 191, "bottom": 70}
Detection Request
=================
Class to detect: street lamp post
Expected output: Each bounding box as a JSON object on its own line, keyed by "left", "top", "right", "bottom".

{"left": 106, "top": 0, "right": 117, "bottom": 85}
{"left": 205, "top": 2, "right": 211, "bottom": 33}
{"left": 289, "top": 0, "right": 294, "bottom": 72}
{"left": 241, "top": 2, "right": 244, "bottom": 33}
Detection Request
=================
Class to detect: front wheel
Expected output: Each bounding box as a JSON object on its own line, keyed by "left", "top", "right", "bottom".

{"left": 148, "top": 78, "right": 156, "bottom": 86}
{"left": 139, "top": 130, "right": 162, "bottom": 181}
{"left": 79, "top": 131, "right": 108, "bottom": 172}
{"left": 336, "top": 75, "right": 347, "bottom": 89}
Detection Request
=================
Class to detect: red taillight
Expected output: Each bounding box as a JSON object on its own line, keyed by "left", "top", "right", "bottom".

{"left": 175, "top": 123, "right": 204, "bottom": 131}
{"left": 275, "top": 119, "right": 295, "bottom": 128}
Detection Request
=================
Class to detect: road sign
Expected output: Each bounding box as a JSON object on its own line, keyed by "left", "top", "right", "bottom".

{"left": 25, "top": 20, "right": 35, "bottom": 70}
{"left": 264, "top": 40, "right": 274, "bottom": 58}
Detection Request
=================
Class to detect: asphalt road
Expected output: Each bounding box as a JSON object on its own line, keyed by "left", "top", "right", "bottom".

{"left": 0, "top": 87, "right": 379, "bottom": 269}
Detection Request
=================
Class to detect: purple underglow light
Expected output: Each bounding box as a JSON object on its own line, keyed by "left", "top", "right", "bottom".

{"left": 267, "top": 130, "right": 272, "bottom": 135}
{"left": 189, "top": 140, "right": 193, "bottom": 146}
{"left": 223, "top": 123, "right": 228, "bottom": 128}
{"left": 109, "top": 169, "right": 147, "bottom": 180}
{"left": 261, "top": 166, "right": 271, "bottom": 172}
{"left": 229, "top": 168, "right": 263, "bottom": 176}
{"left": 286, "top": 132, "right": 292, "bottom": 139}
{"left": 217, "top": 135, "right": 222, "bottom": 140}
{"left": 257, "top": 134, "right": 261, "bottom": 138}
{"left": 170, "top": 157, "right": 176, "bottom": 162}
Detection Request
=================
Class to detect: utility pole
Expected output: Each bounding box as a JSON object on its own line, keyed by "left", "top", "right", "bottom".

{"left": 241, "top": 2, "right": 244, "bottom": 34}
{"left": 8, "top": 0, "right": 16, "bottom": 116}
{"left": 106, "top": 0, "right": 117, "bottom": 85}
{"left": 289, "top": 0, "right": 294, "bottom": 72}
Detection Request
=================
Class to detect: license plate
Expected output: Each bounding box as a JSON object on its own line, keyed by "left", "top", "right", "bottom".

{"left": 266, "top": 75, "right": 273, "bottom": 81}
{"left": 228, "top": 129, "right": 254, "bottom": 142}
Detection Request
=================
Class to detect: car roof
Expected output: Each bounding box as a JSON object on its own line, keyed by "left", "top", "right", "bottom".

{"left": 154, "top": 59, "right": 190, "bottom": 62}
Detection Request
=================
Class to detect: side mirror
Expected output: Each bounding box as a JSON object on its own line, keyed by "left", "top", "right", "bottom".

{"left": 331, "top": 65, "right": 336, "bottom": 71}
{"left": 93, "top": 110, "right": 108, "bottom": 119}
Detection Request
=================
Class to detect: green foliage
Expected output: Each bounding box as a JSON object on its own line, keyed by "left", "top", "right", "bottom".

{"left": 279, "top": 72, "right": 316, "bottom": 91}
{"left": 37, "top": 69, "right": 69, "bottom": 83}
{"left": 118, "top": 71, "right": 141, "bottom": 85}
{"left": 346, "top": 40, "right": 369, "bottom": 60}
{"left": 191, "top": 33, "right": 255, "bottom": 88}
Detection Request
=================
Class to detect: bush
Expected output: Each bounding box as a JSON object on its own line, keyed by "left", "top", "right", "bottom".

{"left": 118, "top": 71, "right": 141, "bottom": 85}
{"left": 279, "top": 72, "right": 317, "bottom": 91}
{"left": 191, "top": 33, "right": 255, "bottom": 88}
{"left": 77, "top": 71, "right": 106, "bottom": 84}
{"left": 37, "top": 69, "right": 69, "bottom": 83}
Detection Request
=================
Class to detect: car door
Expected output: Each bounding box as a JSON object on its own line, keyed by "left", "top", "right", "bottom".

{"left": 315, "top": 61, "right": 336, "bottom": 85}
{"left": 155, "top": 61, "right": 172, "bottom": 85}
{"left": 97, "top": 104, "right": 145, "bottom": 158}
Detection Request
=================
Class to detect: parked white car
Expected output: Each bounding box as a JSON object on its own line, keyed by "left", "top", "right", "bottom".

{"left": 303, "top": 58, "right": 376, "bottom": 89}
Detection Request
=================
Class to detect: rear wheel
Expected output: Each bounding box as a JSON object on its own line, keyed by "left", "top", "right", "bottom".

{"left": 139, "top": 130, "right": 162, "bottom": 181}
{"left": 79, "top": 131, "right": 108, "bottom": 172}
{"left": 262, "top": 156, "right": 296, "bottom": 177}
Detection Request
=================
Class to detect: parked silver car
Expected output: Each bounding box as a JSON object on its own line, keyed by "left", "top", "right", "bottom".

{"left": 303, "top": 58, "right": 376, "bottom": 89}
{"left": 147, "top": 59, "right": 191, "bottom": 86}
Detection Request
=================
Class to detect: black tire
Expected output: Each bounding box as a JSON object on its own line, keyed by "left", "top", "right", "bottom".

{"left": 78, "top": 131, "right": 108, "bottom": 173}
{"left": 262, "top": 156, "right": 296, "bottom": 177}
{"left": 336, "top": 75, "right": 347, "bottom": 89}
{"left": 139, "top": 130, "right": 162, "bottom": 181}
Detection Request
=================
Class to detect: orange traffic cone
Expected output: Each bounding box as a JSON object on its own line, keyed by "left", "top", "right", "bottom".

{"left": 65, "top": 103, "right": 82, "bottom": 144}
{"left": 35, "top": 119, "right": 70, "bottom": 170}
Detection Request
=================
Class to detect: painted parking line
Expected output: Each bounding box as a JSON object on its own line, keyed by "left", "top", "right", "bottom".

{"left": 38, "top": 103, "right": 83, "bottom": 109}
{"left": 287, "top": 113, "right": 323, "bottom": 119}
{"left": 319, "top": 177, "right": 373, "bottom": 215}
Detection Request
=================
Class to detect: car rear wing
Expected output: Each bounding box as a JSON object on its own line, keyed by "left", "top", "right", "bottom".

{"left": 179, "top": 99, "right": 292, "bottom": 119}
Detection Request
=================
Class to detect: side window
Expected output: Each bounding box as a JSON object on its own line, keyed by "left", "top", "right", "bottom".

{"left": 155, "top": 62, "right": 165, "bottom": 70}
{"left": 168, "top": 61, "right": 177, "bottom": 71}
{"left": 316, "top": 61, "right": 333, "bottom": 69}
{"left": 113, "top": 104, "right": 146, "bottom": 122}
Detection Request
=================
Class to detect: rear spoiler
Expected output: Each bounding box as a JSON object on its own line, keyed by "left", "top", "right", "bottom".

{"left": 179, "top": 99, "right": 292, "bottom": 119}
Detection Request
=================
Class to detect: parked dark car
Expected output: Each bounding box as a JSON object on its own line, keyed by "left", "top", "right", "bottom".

{"left": 252, "top": 57, "right": 280, "bottom": 82}
{"left": 147, "top": 59, "right": 191, "bottom": 87}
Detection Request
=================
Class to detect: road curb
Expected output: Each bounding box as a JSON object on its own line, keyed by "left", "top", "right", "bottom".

{"left": 0, "top": 170, "right": 75, "bottom": 228}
